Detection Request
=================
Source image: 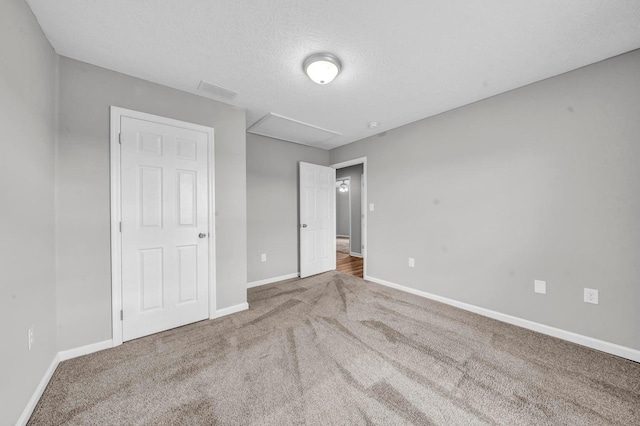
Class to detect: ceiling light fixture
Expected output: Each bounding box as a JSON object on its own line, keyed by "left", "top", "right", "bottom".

{"left": 338, "top": 180, "right": 349, "bottom": 192}
{"left": 303, "top": 53, "right": 342, "bottom": 85}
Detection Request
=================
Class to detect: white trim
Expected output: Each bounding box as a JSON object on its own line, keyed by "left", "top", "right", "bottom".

{"left": 331, "top": 157, "right": 367, "bottom": 170}
{"left": 247, "top": 273, "right": 299, "bottom": 288}
{"left": 212, "top": 302, "right": 249, "bottom": 319}
{"left": 17, "top": 339, "right": 114, "bottom": 425}
{"left": 365, "top": 275, "right": 640, "bottom": 363}
{"left": 109, "top": 106, "right": 217, "bottom": 344}
{"left": 360, "top": 174, "right": 365, "bottom": 257}
{"left": 16, "top": 354, "right": 59, "bottom": 426}
{"left": 347, "top": 178, "right": 352, "bottom": 251}
{"left": 58, "top": 339, "right": 113, "bottom": 361}
{"left": 110, "top": 107, "right": 123, "bottom": 346}
{"left": 206, "top": 119, "right": 217, "bottom": 321}
{"left": 349, "top": 252, "right": 363, "bottom": 258}
{"left": 331, "top": 157, "right": 367, "bottom": 277}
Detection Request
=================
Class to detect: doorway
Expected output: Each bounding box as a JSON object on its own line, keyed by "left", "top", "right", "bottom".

{"left": 336, "top": 176, "right": 351, "bottom": 254}
{"left": 332, "top": 158, "right": 367, "bottom": 278}
{"left": 110, "top": 107, "right": 216, "bottom": 346}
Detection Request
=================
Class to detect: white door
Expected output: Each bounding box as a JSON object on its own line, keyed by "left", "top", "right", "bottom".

{"left": 299, "top": 162, "right": 336, "bottom": 278}
{"left": 120, "top": 116, "right": 210, "bottom": 341}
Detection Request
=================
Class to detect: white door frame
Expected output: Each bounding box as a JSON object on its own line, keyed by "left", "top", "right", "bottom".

{"left": 109, "top": 106, "right": 216, "bottom": 347}
{"left": 331, "top": 157, "right": 367, "bottom": 277}
{"left": 335, "top": 176, "right": 351, "bottom": 240}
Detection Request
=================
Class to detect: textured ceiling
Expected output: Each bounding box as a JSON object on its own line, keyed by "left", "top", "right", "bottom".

{"left": 27, "top": 0, "right": 640, "bottom": 149}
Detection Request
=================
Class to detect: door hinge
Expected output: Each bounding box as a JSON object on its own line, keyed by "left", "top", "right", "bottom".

{"left": 119, "top": 222, "right": 122, "bottom": 232}
{"left": 118, "top": 133, "right": 122, "bottom": 144}
{"left": 120, "top": 310, "right": 123, "bottom": 321}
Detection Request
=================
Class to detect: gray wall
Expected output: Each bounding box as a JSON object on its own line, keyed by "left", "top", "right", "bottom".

{"left": 336, "top": 180, "right": 350, "bottom": 236}
{"left": 330, "top": 50, "right": 640, "bottom": 351}
{"left": 337, "top": 164, "right": 363, "bottom": 254}
{"left": 246, "top": 134, "right": 329, "bottom": 283}
{"left": 56, "top": 57, "right": 247, "bottom": 351}
{"left": 0, "top": 1, "right": 58, "bottom": 424}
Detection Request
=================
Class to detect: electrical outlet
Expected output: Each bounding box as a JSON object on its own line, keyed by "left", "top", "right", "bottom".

{"left": 408, "top": 257, "right": 415, "bottom": 268}
{"left": 534, "top": 280, "right": 546, "bottom": 294}
{"left": 261, "top": 253, "right": 267, "bottom": 262}
{"left": 28, "top": 326, "right": 34, "bottom": 351}
{"left": 584, "top": 288, "right": 599, "bottom": 304}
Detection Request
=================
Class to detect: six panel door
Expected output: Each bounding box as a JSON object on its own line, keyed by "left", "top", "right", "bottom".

{"left": 120, "top": 116, "right": 210, "bottom": 341}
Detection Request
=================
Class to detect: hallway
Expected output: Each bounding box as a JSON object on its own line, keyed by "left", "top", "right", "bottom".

{"left": 336, "top": 251, "right": 363, "bottom": 278}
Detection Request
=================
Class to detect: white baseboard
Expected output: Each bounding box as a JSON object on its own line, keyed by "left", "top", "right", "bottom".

{"left": 365, "top": 275, "right": 640, "bottom": 363}
{"left": 17, "top": 339, "right": 114, "bottom": 425}
{"left": 247, "top": 273, "right": 299, "bottom": 289}
{"left": 16, "top": 353, "right": 60, "bottom": 426}
{"left": 349, "top": 252, "right": 363, "bottom": 258}
{"left": 58, "top": 339, "right": 113, "bottom": 361}
{"left": 212, "top": 302, "right": 249, "bottom": 319}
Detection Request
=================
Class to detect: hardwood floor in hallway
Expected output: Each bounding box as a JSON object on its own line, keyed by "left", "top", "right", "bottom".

{"left": 336, "top": 251, "right": 363, "bottom": 278}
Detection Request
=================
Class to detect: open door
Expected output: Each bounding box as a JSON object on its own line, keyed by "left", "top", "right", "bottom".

{"left": 299, "top": 162, "right": 336, "bottom": 278}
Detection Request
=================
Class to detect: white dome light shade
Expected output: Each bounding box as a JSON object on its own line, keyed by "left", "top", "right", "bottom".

{"left": 304, "top": 53, "right": 342, "bottom": 85}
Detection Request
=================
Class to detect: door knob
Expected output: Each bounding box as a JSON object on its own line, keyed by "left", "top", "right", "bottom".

{"left": 301, "top": 224, "right": 307, "bottom": 228}
{"left": 199, "top": 233, "right": 207, "bottom": 238}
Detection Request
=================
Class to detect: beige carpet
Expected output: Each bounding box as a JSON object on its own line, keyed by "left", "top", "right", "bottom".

{"left": 337, "top": 236, "right": 350, "bottom": 254}
{"left": 29, "top": 272, "right": 640, "bottom": 425}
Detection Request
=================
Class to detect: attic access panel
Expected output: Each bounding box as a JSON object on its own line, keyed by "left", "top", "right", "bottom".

{"left": 247, "top": 113, "right": 341, "bottom": 147}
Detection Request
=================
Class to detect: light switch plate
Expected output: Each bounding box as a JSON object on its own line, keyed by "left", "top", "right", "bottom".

{"left": 369, "top": 203, "right": 375, "bottom": 211}
{"left": 534, "top": 280, "right": 546, "bottom": 294}
{"left": 408, "top": 257, "right": 415, "bottom": 268}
